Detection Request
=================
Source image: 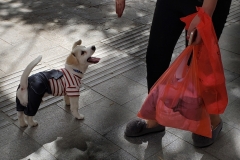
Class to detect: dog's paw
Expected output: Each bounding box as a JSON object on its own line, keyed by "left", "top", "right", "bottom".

{"left": 19, "top": 123, "right": 28, "bottom": 128}
{"left": 73, "top": 113, "right": 84, "bottom": 120}
{"left": 77, "top": 114, "right": 84, "bottom": 120}
{"left": 28, "top": 121, "right": 38, "bottom": 127}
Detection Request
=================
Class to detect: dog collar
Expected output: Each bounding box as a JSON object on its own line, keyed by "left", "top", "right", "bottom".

{"left": 73, "top": 69, "right": 83, "bottom": 74}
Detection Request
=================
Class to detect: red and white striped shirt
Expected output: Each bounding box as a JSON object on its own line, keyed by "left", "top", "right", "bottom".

{"left": 49, "top": 68, "right": 82, "bottom": 96}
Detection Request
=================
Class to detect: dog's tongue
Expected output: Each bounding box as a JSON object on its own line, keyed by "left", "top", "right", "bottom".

{"left": 87, "top": 57, "right": 100, "bottom": 64}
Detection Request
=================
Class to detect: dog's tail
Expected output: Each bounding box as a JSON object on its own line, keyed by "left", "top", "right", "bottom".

{"left": 19, "top": 55, "right": 42, "bottom": 88}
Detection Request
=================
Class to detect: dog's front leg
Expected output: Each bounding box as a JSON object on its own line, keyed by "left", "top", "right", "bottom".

{"left": 69, "top": 96, "right": 84, "bottom": 120}
{"left": 64, "top": 95, "right": 70, "bottom": 106}
{"left": 26, "top": 116, "right": 38, "bottom": 127}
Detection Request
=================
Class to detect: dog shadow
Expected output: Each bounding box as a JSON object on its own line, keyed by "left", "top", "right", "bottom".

{"left": 22, "top": 136, "right": 101, "bottom": 160}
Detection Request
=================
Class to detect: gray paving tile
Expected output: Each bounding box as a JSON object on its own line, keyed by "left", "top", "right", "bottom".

{"left": 0, "top": 39, "right": 12, "bottom": 54}
{"left": 126, "top": 0, "right": 156, "bottom": 14}
{"left": 57, "top": 89, "right": 104, "bottom": 110}
{"left": 0, "top": 52, "right": 46, "bottom": 73}
{"left": 82, "top": 49, "right": 145, "bottom": 87}
{"left": 51, "top": 23, "right": 108, "bottom": 46}
{"left": 133, "top": 14, "right": 154, "bottom": 25}
{"left": 92, "top": 75, "right": 147, "bottom": 105}
{"left": 122, "top": 65, "right": 147, "bottom": 86}
{"left": 21, "top": 148, "right": 56, "bottom": 160}
{"left": 224, "top": 69, "right": 240, "bottom": 83}
{"left": 147, "top": 138, "right": 219, "bottom": 160}
{"left": 204, "top": 128, "right": 240, "bottom": 160}
{"left": 105, "top": 149, "right": 138, "bottom": 160}
{"left": 166, "top": 128, "right": 193, "bottom": 145}
{"left": 226, "top": 77, "right": 240, "bottom": 105}
{"left": 2, "top": 32, "right": 58, "bottom": 56}
{"left": 32, "top": 46, "right": 70, "bottom": 62}
{"left": 0, "top": 118, "right": 11, "bottom": 129}
{"left": 79, "top": 98, "right": 136, "bottom": 135}
{"left": 102, "top": 27, "right": 150, "bottom": 59}
{"left": 80, "top": 9, "right": 115, "bottom": 24}
{"left": 0, "top": 21, "right": 14, "bottom": 32}
{"left": 122, "top": 93, "right": 148, "bottom": 114}
{"left": 221, "top": 49, "right": 240, "bottom": 74}
{"left": 0, "top": 124, "right": 49, "bottom": 160}
{"left": 0, "top": 124, "right": 25, "bottom": 147}
{"left": 167, "top": 122, "right": 234, "bottom": 145}
{"left": 34, "top": 30, "right": 77, "bottom": 50}
{"left": 0, "top": 70, "right": 5, "bottom": 78}
{"left": 99, "top": 4, "right": 149, "bottom": 21}
{"left": 43, "top": 125, "right": 119, "bottom": 160}
{"left": 223, "top": 23, "right": 240, "bottom": 39}
{"left": 222, "top": 98, "right": 240, "bottom": 130}
{"left": 42, "top": 13, "right": 86, "bottom": 27}
{"left": 77, "top": 0, "right": 113, "bottom": 7}
{"left": 0, "top": 26, "right": 35, "bottom": 45}
{"left": 32, "top": 7, "right": 68, "bottom": 21}
{"left": 17, "top": 104, "right": 84, "bottom": 145}
{"left": 219, "top": 34, "right": 240, "bottom": 54}
{"left": 101, "top": 17, "right": 143, "bottom": 37}
{"left": 105, "top": 123, "right": 178, "bottom": 159}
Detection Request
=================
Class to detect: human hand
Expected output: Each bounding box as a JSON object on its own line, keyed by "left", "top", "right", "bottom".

{"left": 116, "top": 0, "right": 125, "bottom": 17}
{"left": 187, "top": 15, "right": 201, "bottom": 45}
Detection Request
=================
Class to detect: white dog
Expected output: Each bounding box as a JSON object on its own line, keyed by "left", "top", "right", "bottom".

{"left": 16, "top": 40, "right": 100, "bottom": 127}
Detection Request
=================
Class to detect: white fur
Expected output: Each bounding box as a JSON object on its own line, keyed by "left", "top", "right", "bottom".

{"left": 16, "top": 40, "right": 98, "bottom": 127}
{"left": 16, "top": 55, "right": 42, "bottom": 106}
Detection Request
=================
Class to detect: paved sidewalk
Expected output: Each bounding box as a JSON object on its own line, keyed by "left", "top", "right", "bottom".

{"left": 0, "top": 0, "right": 240, "bottom": 159}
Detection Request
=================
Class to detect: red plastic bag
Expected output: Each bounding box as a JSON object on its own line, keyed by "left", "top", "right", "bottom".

{"left": 137, "top": 8, "right": 228, "bottom": 138}
{"left": 181, "top": 7, "right": 228, "bottom": 114}
{"left": 138, "top": 45, "right": 212, "bottom": 138}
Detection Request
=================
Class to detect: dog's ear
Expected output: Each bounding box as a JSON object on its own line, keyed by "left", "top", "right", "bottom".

{"left": 72, "top": 39, "right": 82, "bottom": 50}
{"left": 66, "top": 52, "right": 79, "bottom": 65}
{"left": 71, "top": 47, "right": 78, "bottom": 57}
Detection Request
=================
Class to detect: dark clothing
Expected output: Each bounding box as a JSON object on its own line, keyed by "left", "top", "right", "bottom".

{"left": 16, "top": 70, "right": 63, "bottom": 116}
{"left": 146, "top": 0, "right": 232, "bottom": 91}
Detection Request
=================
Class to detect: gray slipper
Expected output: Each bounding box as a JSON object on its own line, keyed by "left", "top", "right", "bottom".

{"left": 124, "top": 119, "right": 165, "bottom": 137}
{"left": 192, "top": 119, "right": 223, "bottom": 148}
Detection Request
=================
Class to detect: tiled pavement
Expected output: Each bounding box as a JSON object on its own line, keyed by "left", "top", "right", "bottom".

{"left": 0, "top": 0, "right": 240, "bottom": 159}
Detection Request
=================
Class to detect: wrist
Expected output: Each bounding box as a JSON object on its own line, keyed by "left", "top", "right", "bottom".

{"left": 202, "top": 7, "right": 215, "bottom": 16}
{"left": 202, "top": 0, "right": 218, "bottom": 17}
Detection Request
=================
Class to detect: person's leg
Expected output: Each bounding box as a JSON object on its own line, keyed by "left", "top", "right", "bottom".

{"left": 145, "top": 0, "right": 203, "bottom": 128}
{"left": 145, "top": 0, "right": 187, "bottom": 128}
{"left": 192, "top": 0, "right": 232, "bottom": 147}
{"left": 125, "top": 0, "right": 200, "bottom": 136}
{"left": 147, "top": 0, "right": 231, "bottom": 127}
{"left": 146, "top": 0, "right": 186, "bottom": 92}
{"left": 212, "top": 0, "right": 232, "bottom": 40}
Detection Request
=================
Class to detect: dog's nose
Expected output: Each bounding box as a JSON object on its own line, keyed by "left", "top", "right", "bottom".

{"left": 91, "top": 46, "right": 96, "bottom": 51}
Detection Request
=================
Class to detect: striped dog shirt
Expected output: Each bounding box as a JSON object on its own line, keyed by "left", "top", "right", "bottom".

{"left": 49, "top": 68, "right": 82, "bottom": 96}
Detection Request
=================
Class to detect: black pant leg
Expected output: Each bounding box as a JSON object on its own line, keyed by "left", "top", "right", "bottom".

{"left": 146, "top": 0, "right": 186, "bottom": 92}
{"left": 212, "top": 0, "right": 232, "bottom": 40}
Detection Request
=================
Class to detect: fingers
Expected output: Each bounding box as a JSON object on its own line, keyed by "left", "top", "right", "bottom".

{"left": 187, "top": 15, "right": 202, "bottom": 45}
{"left": 187, "top": 30, "right": 202, "bottom": 45}
{"left": 116, "top": 0, "right": 125, "bottom": 17}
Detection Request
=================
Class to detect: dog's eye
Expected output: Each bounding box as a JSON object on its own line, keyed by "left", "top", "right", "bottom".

{"left": 81, "top": 51, "right": 85, "bottom": 55}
